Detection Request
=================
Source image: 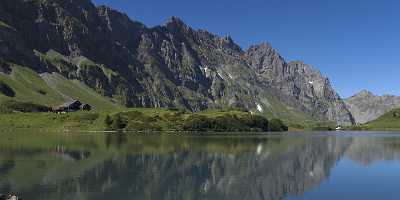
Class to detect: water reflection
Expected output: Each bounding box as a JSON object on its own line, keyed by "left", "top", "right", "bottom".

{"left": 0, "top": 132, "right": 399, "bottom": 200}
{"left": 346, "top": 136, "right": 400, "bottom": 165}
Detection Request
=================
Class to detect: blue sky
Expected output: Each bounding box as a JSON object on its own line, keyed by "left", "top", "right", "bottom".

{"left": 93, "top": 0, "right": 400, "bottom": 98}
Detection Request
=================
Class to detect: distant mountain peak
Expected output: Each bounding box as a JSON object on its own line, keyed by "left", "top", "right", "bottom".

{"left": 355, "top": 90, "right": 374, "bottom": 97}
{"left": 345, "top": 90, "right": 400, "bottom": 124}
{"left": 247, "top": 42, "right": 275, "bottom": 52}
{"left": 164, "top": 16, "right": 187, "bottom": 27}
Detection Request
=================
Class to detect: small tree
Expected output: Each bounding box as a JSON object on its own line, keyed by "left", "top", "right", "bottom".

{"left": 268, "top": 119, "right": 288, "bottom": 132}
{"left": 0, "top": 81, "right": 15, "bottom": 97}
{"left": 104, "top": 115, "right": 113, "bottom": 127}
{"left": 111, "top": 114, "right": 126, "bottom": 130}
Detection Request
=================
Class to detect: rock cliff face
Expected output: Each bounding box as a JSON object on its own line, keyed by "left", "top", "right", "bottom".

{"left": 245, "top": 43, "right": 354, "bottom": 125}
{"left": 0, "top": 0, "right": 354, "bottom": 124}
{"left": 345, "top": 90, "right": 400, "bottom": 124}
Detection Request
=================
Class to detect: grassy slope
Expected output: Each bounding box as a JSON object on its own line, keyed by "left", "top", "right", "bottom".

{"left": 40, "top": 73, "right": 121, "bottom": 110}
{"left": 359, "top": 108, "right": 400, "bottom": 130}
{"left": 0, "top": 111, "right": 106, "bottom": 131}
{"left": 0, "top": 108, "right": 269, "bottom": 132}
{"left": 0, "top": 65, "right": 65, "bottom": 106}
{"left": 262, "top": 94, "right": 335, "bottom": 130}
{"left": 0, "top": 64, "right": 121, "bottom": 110}
{"left": 0, "top": 64, "right": 328, "bottom": 131}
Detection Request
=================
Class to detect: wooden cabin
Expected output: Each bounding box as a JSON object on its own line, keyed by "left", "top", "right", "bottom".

{"left": 52, "top": 100, "right": 92, "bottom": 112}
{"left": 80, "top": 104, "right": 92, "bottom": 111}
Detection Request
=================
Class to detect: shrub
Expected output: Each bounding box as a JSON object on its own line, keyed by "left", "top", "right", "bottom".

{"left": 125, "top": 121, "right": 162, "bottom": 131}
{"left": 268, "top": 119, "right": 288, "bottom": 132}
{"left": 112, "top": 114, "right": 127, "bottom": 130}
{"left": 0, "top": 81, "right": 15, "bottom": 97}
{"left": 245, "top": 115, "right": 269, "bottom": 131}
{"left": 183, "top": 114, "right": 214, "bottom": 131}
{"left": 104, "top": 115, "right": 113, "bottom": 127}
{"left": 183, "top": 113, "right": 271, "bottom": 132}
{"left": 311, "top": 126, "right": 333, "bottom": 131}
{"left": 73, "top": 113, "right": 99, "bottom": 122}
{"left": 37, "top": 89, "right": 47, "bottom": 95}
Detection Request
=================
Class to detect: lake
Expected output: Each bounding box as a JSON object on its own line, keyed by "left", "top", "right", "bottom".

{"left": 0, "top": 131, "right": 400, "bottom": 200}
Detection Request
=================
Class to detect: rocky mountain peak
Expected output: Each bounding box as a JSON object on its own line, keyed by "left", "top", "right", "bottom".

{"left": 245, "top": 43, "right": 353, "bottom": 125}
{"left": 345, "top": 91, "right": 400, "bottom": 124}
{"left": 0, "top": 0, "right": 355, "bottom": 125}
{"left": 248, "top": 42, "right": 274, "bottom": 51}
{"left": 245, "top": 42, "right": 285, "bottom": 75}
{"left": 246, "top": 42, "right": 280, "bottom": 58}
{"left": 354, "top": 90, "right": 374, "bottom": 97}
{"left": 164, "top": 16, "right": 189, "bottom": 31}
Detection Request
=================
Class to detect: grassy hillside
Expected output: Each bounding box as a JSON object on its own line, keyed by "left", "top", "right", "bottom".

{"left": 357, "top": 108, "right": 400, "bottom": 131}
{"left": 0, "top": 64, "right": 121, "bottom": 110}
{"left": 0, "top": 64, "right": 331, "bottom": 131}
{"left": 40, "top": 73, "right": 121, "bottom": 110}
{"left": 0, "top": 65, "right": 65, "bottom": 105}
{"left": 261, "top": 94, "right": 335, "bottom": 130}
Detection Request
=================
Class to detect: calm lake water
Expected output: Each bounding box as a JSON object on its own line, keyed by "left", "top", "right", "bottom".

{"left": 1, "top": 131, "right": 400, "bottom": 200}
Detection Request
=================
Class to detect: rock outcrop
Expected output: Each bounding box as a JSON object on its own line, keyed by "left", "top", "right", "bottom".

{"left": 245, "top": 43, "right": 354, "bottom": 125}
{"left": 0, "top": 0, "right": 354, "bottom": 125}
{"left": 345, "top": 90, "right": 400, "bottom": 124}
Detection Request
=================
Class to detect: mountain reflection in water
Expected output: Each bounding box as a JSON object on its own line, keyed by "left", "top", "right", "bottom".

{"left": 0, "top": 132, "right": 399, "bottom": 200}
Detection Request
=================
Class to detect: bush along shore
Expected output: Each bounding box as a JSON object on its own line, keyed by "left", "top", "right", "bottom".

{"left": 0, "top": 100, "right": 288, "bottom": 132}
{"left": 105, "top": 110, "right": 288, "bottom": 132}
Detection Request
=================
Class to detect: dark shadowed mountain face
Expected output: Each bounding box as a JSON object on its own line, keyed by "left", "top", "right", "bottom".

{"left": 345, "top": 90, "right": 400, "bottom": 124}
{"left": 0, "top": 0, "right": 354, "bottom": 125}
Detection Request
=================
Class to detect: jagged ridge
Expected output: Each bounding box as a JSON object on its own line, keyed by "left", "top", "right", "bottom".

{"left": 345, "top": 90, "right": 400, "bottom": 124}
{"left": 0, "top": 0, "right": 354, "bottom": 125}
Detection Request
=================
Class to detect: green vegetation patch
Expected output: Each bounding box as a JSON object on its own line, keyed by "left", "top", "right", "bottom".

{"left": 268, "top": 119, "right": 289, "bottom": 132}
{"left": 0, "top": 81, "right": 15, "bottom": 97}
{"left": 0, "top": 20, "right": 13, "bottom": 29}
{"left": 40, "top": 73, "right": 121, "bottom": 111}
{"left": 0, "top": 64, "right": 65, "bottom": 106}
{"left": 104, "top": 109, "right": 288, "bottom": 132}
{"left": 354, "top": 108, "right": 400, "bottom": 131}
{"left": 0, "top": 111, "right": 106, "bottom": 131}
{"left": 0, "top": 100, "right": 50, "bottom": 113}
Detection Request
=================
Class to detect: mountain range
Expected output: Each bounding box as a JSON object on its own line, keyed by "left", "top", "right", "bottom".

{"left": 0, "top": 0, "right": 357, "bottom": 126}
{"left": 345, "top": 90, "right": 400, "bottom": 124}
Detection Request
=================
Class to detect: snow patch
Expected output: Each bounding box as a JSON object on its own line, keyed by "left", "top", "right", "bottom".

{"left": 202, "top": 66, "right": 210, "bottom": 73}
{"left": 201, "top": 66, "right": 212, "bottom": 78}
{"left": 308, "top": 81, "right": 314, "bottom": 84}
{"left": 217, "top": 72, "right": 224, "bottom": 80}
{"left": 256, "top": 144, "right": 263, "bottom": 155}
{"left": 256, "top": 104, "right": 263, "bottom": 112}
